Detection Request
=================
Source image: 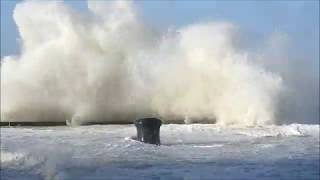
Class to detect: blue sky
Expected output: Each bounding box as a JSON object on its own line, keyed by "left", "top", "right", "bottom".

{"left": 1, "top": 0, "right": 319, "bottom": 63}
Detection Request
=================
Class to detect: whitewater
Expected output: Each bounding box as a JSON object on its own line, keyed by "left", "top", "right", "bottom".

{"left": 1, "top": 1, "right": 319, "bottom": 179}
{"left": 1, "top": 0, "right": 283, "bottom": 126}
{"left": 1, "top": 124, "right": 319, "bottom": 179}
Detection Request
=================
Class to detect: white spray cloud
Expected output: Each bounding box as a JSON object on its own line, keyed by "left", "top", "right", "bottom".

{"left": 1, "top": 0, "right": 283, "bottom": 126}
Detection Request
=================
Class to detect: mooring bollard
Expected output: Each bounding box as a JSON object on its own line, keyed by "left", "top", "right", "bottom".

{"left": 134, "top": 118, "right": 162, "bottom": 145}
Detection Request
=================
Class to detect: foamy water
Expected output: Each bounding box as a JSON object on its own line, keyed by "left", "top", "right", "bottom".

{"left": 1, "top": 124, "right": 319, "bottom": 179}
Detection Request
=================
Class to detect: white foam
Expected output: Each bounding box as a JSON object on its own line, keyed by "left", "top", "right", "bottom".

{"left": 193, "top": 144, "right": 224, "bottom": 148}
{"left": 234, "top": 124, "right": 319, "bottom": 137}
{"left": 1, "top": 151, "right": 25, "bottom": 164}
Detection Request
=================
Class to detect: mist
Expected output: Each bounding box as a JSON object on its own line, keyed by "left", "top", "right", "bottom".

{"left": 1, "top": 0, "right": 318, "bottom": 126}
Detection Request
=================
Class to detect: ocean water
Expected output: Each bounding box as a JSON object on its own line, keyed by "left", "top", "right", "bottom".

{"left": 1, "top": 124, "right": 319, "bottom": 180}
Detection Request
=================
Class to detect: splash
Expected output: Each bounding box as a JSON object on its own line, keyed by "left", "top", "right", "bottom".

{"left": 1, "top": 0, "right": 283, "bottom": 126}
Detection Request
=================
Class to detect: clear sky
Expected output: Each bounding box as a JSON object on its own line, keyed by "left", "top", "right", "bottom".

{"left": 1, "top": 0, "right": 319, "bottom": 63}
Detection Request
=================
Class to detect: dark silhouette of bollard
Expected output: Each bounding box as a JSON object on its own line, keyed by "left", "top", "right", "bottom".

{"left": 134, "top": 118, "right": 162, "bottom": 145}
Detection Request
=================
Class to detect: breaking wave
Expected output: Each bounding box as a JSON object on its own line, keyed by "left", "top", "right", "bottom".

{"left": 1, "top": 0, "right": 283, "bottom": 126}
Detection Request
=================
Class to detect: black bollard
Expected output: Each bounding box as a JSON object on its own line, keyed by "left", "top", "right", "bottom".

{"left": 134, "top": 118, "right": 162, "bottom": 145}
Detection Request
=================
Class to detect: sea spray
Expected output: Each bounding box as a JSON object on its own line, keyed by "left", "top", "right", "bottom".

{"left": 1, "top": 0, "right": 283, "bottom": 126}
